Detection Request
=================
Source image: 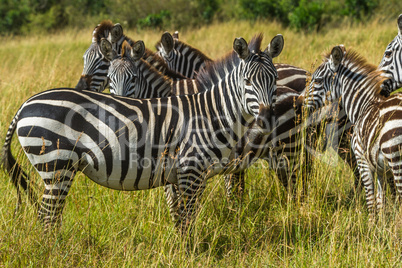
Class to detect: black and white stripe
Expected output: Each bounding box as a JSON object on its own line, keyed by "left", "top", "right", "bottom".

{"left": 156, "top": 31, "right": 213, "bottom": 79}
{"left": 2, "top": 35, "right": 282, "bottom": 232}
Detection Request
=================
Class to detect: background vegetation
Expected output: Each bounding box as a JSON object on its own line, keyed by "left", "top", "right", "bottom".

{"left": 1, "top": 0, "right": 402, "bottom": 35}
{"left": 0, "top": 14, "right": 401, "bottom": 266}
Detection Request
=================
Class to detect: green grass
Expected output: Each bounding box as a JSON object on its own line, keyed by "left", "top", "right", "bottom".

{"left": 1, "top": 19, "right": 402, "bottom": 267}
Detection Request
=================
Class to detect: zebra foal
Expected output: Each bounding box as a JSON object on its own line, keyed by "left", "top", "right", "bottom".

{"left": 305, "top": 45, "right": 398, "bottom": 212}
{"left": 1, "top": 35, "right": 283, "bottom": 232}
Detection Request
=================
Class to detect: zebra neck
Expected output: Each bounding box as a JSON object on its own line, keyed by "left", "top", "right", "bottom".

{"left": 137, "top": 60, "right": 172, "bottom": 98}
{"left": 174, "top": 42, "right": 212, "bottom": 78}
{"left": 211, "top": 73, "right": 254, "bottom": 134}
{"left": 340, "top": 74, "right": 381, "bottom": 124}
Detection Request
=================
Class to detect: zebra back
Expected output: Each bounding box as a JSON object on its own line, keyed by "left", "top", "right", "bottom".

{"left": 275, "top": 63, "right": 309, "bottom": 92}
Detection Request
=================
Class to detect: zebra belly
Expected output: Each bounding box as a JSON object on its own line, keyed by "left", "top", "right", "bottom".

{"left": 80, "top": 148, "right": 179, "bottom": 191}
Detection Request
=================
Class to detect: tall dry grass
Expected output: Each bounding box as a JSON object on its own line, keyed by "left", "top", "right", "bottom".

{"left": 0, "top": 18, "right": 401, "bottom": 266}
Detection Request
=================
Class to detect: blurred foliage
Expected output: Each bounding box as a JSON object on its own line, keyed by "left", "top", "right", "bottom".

{"left": 0, "top": 0, "right": 398, "bottom": 35}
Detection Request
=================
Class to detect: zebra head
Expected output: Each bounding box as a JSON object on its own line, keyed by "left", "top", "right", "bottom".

{"left": 100, "top": 39, "right": 146, "bottom": 98}
{"left": 156, "top": 32, "right": 178, "bottom": 69}
{"left": 75, "top": 21, "right": 123, "bottom": 92}
{"left": 378, "top": 14, "right": 402, "bottom": 95}
{"left": 234, "top": 34, "right": 284, "bottom": 121}
{"left": 305, "top": 45, "right": 345, "bottom": 110}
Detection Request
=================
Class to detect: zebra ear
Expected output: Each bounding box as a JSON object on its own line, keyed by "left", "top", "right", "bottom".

{"left": 121, "top": 40, "right": 132, "bottom": 58}
{"left": 265, "top": 34, "right": 284, "bottom": 58}
{"left": 173, "top": 31, "right": 179, "bottom": 40}
{"left": 131, "top": 40, "right": 145, "bottom": 61}
{"left": 398, "top": 14, "right": 402, "bottom": 35}
{"left": 161, "top": 32, "right": 174, "bottom": 54}
{"left": 111, "top": 23, "right": 123, "bottom": 43}
{"left": 100, "top": 38, "right": 117, "bottom": 62}
{"left": 330, "top": 46, "right": 343, "bottom": 72}
{"left": 233, "top": 37, "right": 250, "bottom": 60}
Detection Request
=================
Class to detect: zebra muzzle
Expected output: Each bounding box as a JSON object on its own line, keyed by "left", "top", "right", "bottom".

{"left": 75, "top": 75, "right": 91, "bottom": 91}
{"left": 256, "top": 104, "right": 272, "bottom": 133}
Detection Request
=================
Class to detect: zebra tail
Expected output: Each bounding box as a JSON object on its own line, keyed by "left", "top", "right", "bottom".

{"left": 1, "top": 109, "right": 39, "bottom": 209}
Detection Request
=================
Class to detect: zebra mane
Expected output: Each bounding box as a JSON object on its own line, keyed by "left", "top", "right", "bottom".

{"left": 138, "top": 56, "right": 173, "bottom": 87}
{"left": 196, "top": 34, "right": 264, "bottom": 90}
{"left": 325, "top": 48, "right": 388, "bottom": 96}
{"left": 93, "top": 20, "right": 114, "bottom": 42}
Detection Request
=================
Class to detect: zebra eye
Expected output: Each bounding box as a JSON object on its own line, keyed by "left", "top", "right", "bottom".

{"left": 244, "top": 79, "right": 252, "bottom": 86}
{"left": 384, "top": 51, "right": 392, "bottom": 58}
{"left": 314, "top": 77, "right": 323, "bottom": 84}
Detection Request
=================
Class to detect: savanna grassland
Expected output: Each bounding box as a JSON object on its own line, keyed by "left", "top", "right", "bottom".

{"left": 0, "top": 19, "right": 402, "bottom": 267}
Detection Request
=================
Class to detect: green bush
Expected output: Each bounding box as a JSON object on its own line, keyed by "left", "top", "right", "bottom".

{"left": 137, "top": 10, "right": 171, "bottom": 29}
{"left": 289, "top": 0, "right": 324, "bottom": 31}
{"left": 0, "top": 0, "right": 393, "bottom": 35}
{"left": 342, "top": 0, "right": 378, "bottom": 21}
{"left": 0, "top": 0, "right": 31, "bottom": 34}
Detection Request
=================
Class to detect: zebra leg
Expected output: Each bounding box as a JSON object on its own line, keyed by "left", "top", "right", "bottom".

{"left": 375, "top": 175, "right": 384, "bottom": 211}
{"left": 38, "top": 169, "right": 76, "bottom": 229}
{"left": 223, "top": 172, "right": 245, "bottom": 200}
{"left": 335, "top": 132, "right": 364, "bottom": 195}
{"left": 164, "top": 184, "right": 180, "bottom": 225}
{"left": 385, "top": 154, "right": 402, "bottom": 203}
{"left": 176, "top": 171, "right": 206, "bottom": 235}
{"left": 355, "top": 155, "right": 377, "bottom": 214}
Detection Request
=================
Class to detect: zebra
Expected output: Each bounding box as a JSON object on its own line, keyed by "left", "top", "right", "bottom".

{"left": 100, "top": 38, "right": 200, "bottom": 98}
{"left": 378, "top": 14, "right": 402, "bottom": 96}
{"left": 100, "top": 34, "right": 289, "bottom": 220}
{"left": 1, "top": 34, "right": 283, "bottom": 232}
{"left": 155, "top": 31, "right": 314, "bottom": 196}
{"left": 304, "top": 45, "right": 399, "bottom": 212}
{"left": 75, "top": 20, "right": 115, "bottom": 92}
{"left": 75, "top": 20, "right": 185, "bottom": 92}
{"left": 155, "top": 31, "right": 310, "bottom": 92}
{"left": 299, "top": 16, "right": 402, "bottom": 194}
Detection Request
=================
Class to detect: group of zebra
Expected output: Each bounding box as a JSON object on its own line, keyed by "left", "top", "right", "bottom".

{"left": 1, "top": 14, "right": 401, "bottom": 235}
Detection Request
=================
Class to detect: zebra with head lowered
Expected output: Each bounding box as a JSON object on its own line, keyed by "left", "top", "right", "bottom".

{"left": 1, "top": 34, "right": 283, "bottom": 233}
{"left": 305, "top": 45, "right": 400, "bottom": 213}
{"left": 378, "top": 14, "right": 402, "bottom": 95}
{"left": 75, "top": 20, "right": 185, "bottom": 92}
